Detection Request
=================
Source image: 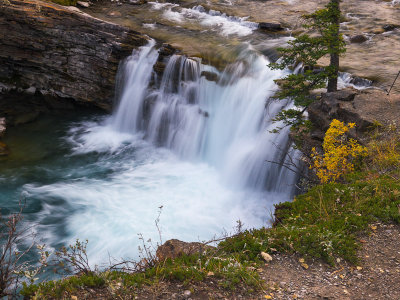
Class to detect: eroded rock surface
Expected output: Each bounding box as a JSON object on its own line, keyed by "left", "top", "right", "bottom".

{"left": 0, "top": 0, "right": 148, "bottom": 110}
{"left": 156, "top": 239, "right": 214, "bottom": 262}
{"left": 308, "top": 88, "right": 400, "bottom": 135}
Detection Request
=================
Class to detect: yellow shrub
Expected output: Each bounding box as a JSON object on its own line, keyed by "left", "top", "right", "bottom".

{"left": 367, "top": 124, "right": 400, "bottom": 173}
{"left": 311, "top": 119, "right": 368, "bottom": 183}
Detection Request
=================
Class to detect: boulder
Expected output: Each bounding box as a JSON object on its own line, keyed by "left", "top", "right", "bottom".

{"left": 200, "top": 71, "right": 219, "bottom": 82}
{"left": 307, "top": 88, "right": 370, "bottom": 133}
{"left": 156, "top": 239, "right": 214, "bottom": 262}
{"left": 258, "top": 22, "right": 284, "bottom": 32}
{"left": 349, "top": 34, "right": 368, "bottom": 44}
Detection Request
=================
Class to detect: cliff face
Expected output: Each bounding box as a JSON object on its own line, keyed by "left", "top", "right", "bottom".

{"left": 0, "top": 0, "right": 148, "bottom": 110}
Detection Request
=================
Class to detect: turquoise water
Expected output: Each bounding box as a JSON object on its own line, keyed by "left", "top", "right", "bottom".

{"left": 0, "top": 109, "right": 288, "bottom": 267}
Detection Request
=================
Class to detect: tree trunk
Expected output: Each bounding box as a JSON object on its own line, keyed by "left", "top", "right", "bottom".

{"left": 327, "top": 0, "right": 340, "bottom": 92}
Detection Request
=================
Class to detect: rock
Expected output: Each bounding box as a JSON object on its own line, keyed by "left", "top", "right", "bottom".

{"left": 332, "top": 89, "right": 357, "bottom": 102}
{"left": 77, "top": 1, "right": 90, "bottom": 8}
{"left": 183, "top": 290, "right": 191, "bottom": 298}
{"left": 383, "top": 24, "right": 399, "bottom": 32}
{"left": 371, "top": 28, "right": 385, "bottom": 34}
{"left": 0, "top": 0, "right": 148, "bottom": 111}
{"left": 200, "top": 71, "right": 219, "bottom": 82}
{"left": 307, "top": 88, "right": 400, "bottom": 138}
{"left": 159, "top": 43, "right": 177, "bottom": 57}
{"left": 156, "top": 239, "right": 214, "bottom": 261}
{"left": 129, "top": 0, "right": 147, "bottom": 4}
{"left": 107, "top": 11, "right": 122, "bottom": 17}
{"left": 258, "top": 22, "right": 284, "bottom": 32}
{"left": 307, "top": 88, "right": 371, "bottom": 133}
{"left": 349, "top": 34, "right": 368, "bottom": 43}
{"left": 153, "top": 61, "right": 166, "bottom": 75}
{"left": 261, "top": 251, "right": 273, "bottom": 262}
{"left": 25, "top": 86, "right": 36, "bottom": 95}
{"left": 0, "top": 117, "right": 5, "bottom": 138}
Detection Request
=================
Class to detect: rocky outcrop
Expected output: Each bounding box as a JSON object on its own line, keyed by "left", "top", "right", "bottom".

{"left": 349, "top": 34, "right": 368, "bottom": 44}
{"left": 297, "top": 88, "right": 400, "bottom": 153}
{"left": 0, "top": 0, "right": 149, "bottom": 111}
{"left": 156, "top": 239, "right": 214, "bottom": 262}
{"left": 258, "top": 22, "right": 284, "bottom": 32}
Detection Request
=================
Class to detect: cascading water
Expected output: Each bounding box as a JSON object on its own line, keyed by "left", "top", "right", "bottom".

{"left": 14, "top": 40, "right": 301, "bottom": 266}
{"left": 111, "top": 41, "right": 299, "bottom": 192}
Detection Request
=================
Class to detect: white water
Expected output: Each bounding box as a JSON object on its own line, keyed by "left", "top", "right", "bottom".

{"left": 149, "top": 2, "right": 258, "bottom": 36}
{"left": 22, "top": 41, "right": 300, "bottom": 265}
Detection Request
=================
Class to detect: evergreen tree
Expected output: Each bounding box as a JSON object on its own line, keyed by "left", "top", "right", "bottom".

{"left": 270, "top": 0, "right": 345, "bottom": 129}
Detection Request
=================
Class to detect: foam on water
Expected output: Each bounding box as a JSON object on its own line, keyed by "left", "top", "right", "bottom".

{"left": 19, "top": 41, "right": 300, "bottom": 266}
{"left": 149, "top": 2, "right": 258, "bottom": 36}
{"left": 24, "top": 140, "right": 279, "bottom": 263}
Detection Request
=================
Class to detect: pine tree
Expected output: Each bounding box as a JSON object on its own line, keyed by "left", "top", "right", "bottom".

{"left": 269, "top": 0, "right": 345, "bottom": 129}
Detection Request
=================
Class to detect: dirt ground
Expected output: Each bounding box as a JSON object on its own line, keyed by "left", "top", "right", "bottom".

{"left": 73, "top": 223, "right": 400, "bottom": 299}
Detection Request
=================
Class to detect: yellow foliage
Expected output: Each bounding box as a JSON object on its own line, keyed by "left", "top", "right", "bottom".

{"left": 367, "top": 126, "right": 400, "bottom": 172}
{"left": 311, "top": 119, "right": 368, "bottom": 183}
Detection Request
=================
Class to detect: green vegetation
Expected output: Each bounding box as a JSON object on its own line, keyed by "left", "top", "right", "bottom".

{"left": 270, "top": 0, "right": 345, "bottom": 129}
{"left": 47, "top": 0, "right": 77, "bottom": 6}
{"left": 221, "top": 125, "right": 400, "bottom": 266}
{"left": 20, "top": 124, "right": 400, "bottom": 299}
{"left": 21, "top": 253, "right": 262, "bottom": 298}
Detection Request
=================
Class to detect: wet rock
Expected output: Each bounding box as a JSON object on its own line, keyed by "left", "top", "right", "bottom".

{"left": 350, "top": 34, "right": 368, "bottom": 44}
{"left": 153, "top": 61, "right": 166, "bottom": 76}
{"left": 383, "top": 24, "right": 399, "bottom": 32}
{"left": 0, "top": 0, "right": 148, "bottom": 110}
{"left": 156, "top": 239, "right": 214, "bottom": 262}
{"left": 0, "top": 117, "right": 5, "bottom": 138}
{"left": 159, "top": 43, "right": 177, "bottom": 57}
{"left": 200, "top": 71, "right": 219, "bottom": 82}
{"left": 77, "top": 1, "right": 90, "bottom": 8}
{"left": 129, "top": 0, "right": 147, "bottom": 5}
{"left": 258, "top": 22, "right": 284, "bottom": 32}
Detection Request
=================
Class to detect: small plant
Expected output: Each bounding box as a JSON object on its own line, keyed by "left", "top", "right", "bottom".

{"left": 311, "top": 119, "right": 368, "bottom": 183}
{"left": 54, "top": 239, "right": 93, "bottom": 275}
{"left": 0, "top": 201, "right": 35, "bottom": 298}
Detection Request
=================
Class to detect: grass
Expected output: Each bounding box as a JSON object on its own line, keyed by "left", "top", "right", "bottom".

{"left": 20, "top": 127, "right": 400, "bottom": 299}
{"left": 46, "top": 0, "right": 77, "bottom": 6}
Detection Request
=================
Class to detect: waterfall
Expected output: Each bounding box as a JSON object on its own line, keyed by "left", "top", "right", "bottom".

{"left": 16, "top": 40, "right": 302, "bottom": 265}
{"left": 111, "top": 41, "right": 300, "bottom": 193}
